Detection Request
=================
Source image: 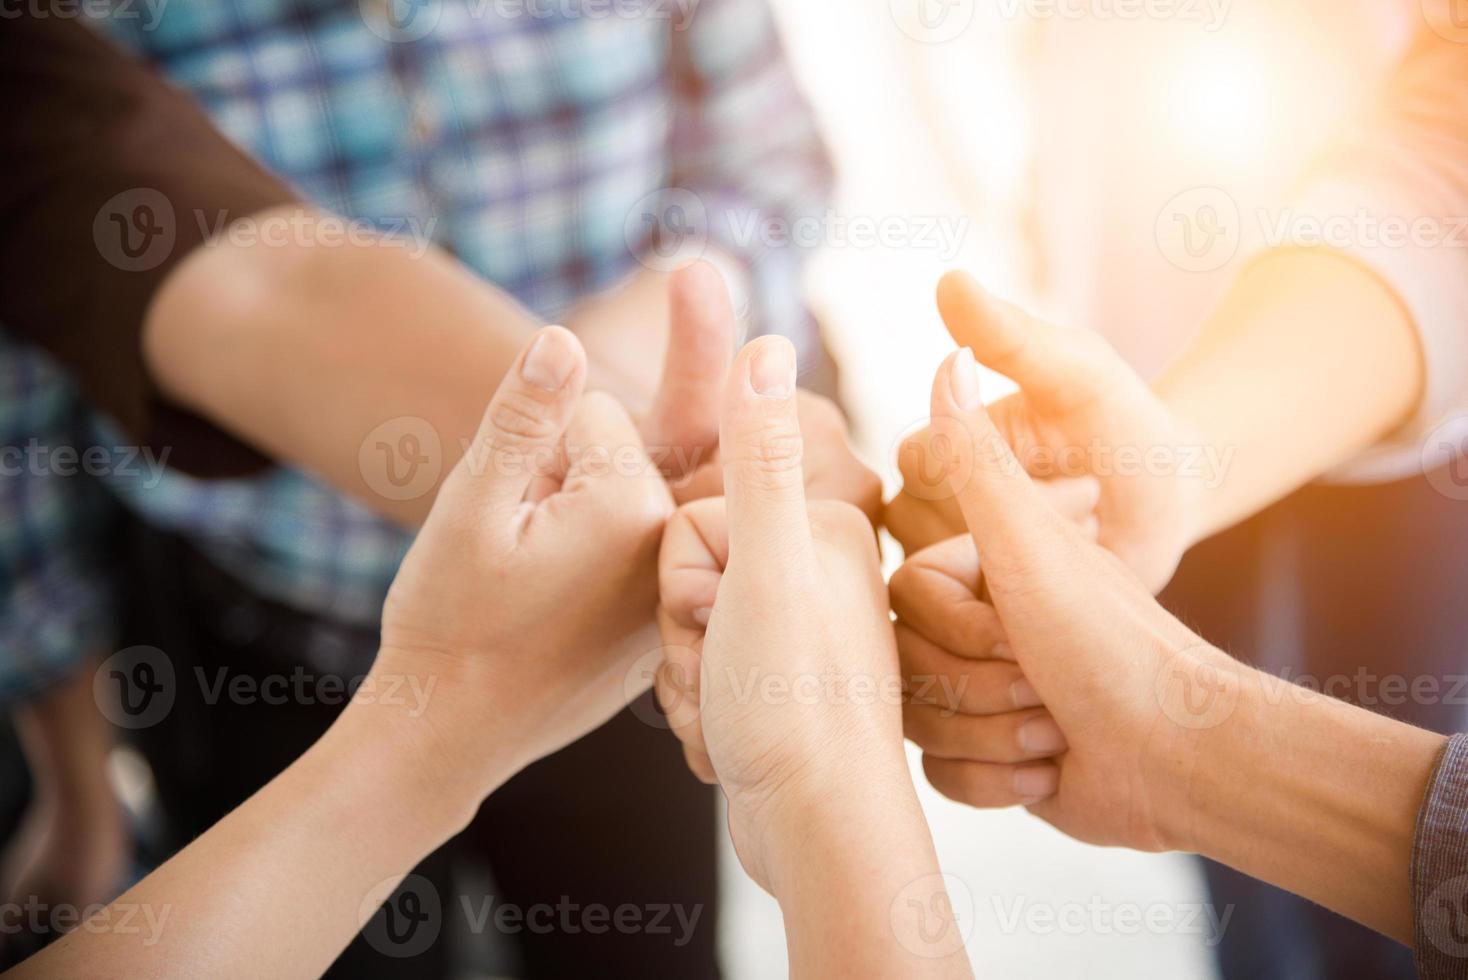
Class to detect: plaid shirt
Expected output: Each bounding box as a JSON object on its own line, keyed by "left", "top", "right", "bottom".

{"left": 95, "top": 0, "right": 833, "bottom": 626}
{"left": 0, "top": 334, "right": 118, "bottom": 704}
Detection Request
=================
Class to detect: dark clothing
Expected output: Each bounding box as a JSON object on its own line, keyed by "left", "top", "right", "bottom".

{"left": 0, "top": 10, "right": 295, "bottom": 476}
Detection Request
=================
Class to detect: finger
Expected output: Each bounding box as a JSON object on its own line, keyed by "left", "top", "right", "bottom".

{"left": 682, "top": 743, "right": 718, "bottom": 785}
{"left": 659, "top": 498, "right": 730, "bottom": 631}
{"left": 884, "top": 493, "right": 960, "bottom": 558}
{"left": 897, "top": 624, "right": 1038, "bottom": 714}
{"left": 559, "top": 391, "right": 667, "bottom": 504}
{"left": 1035, "top": 475, "right": 1101, "bottom": 526}
{"left": 458, "top": 325, "right": 586, "bottom": 517}
{"left": 904, "top": 703, "right": 1067, "bottom": 763}
{"left": 655, "top": 645, "right": 705, "bottom": 745}
{"left": 930, "top": 348, "right": 1069, "bottom": 580}
{"left": 923, "top": 754, "right": 1060, "bottom": 808}
{"left": 936, "top": 270, "right": 1107, "bottom": 415}
{"left": 889, "top": 536, "right": 1010, "bottom": 658}
{"left": 645, "top": 262, "right": 737, "bottom": 479}
{"left": 720, "top": 336, "right": 812, "bottom": 563}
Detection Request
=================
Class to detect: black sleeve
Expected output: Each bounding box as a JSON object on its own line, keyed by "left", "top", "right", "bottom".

{"left": 0, "top": 11, "right": 300, "bottom": 476}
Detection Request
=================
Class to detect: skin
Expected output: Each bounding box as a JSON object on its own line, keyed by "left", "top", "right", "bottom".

{"left": 886, "top": 250, "right": 1423, "bottom": 592}
{"left": 0, "top": 666, "right": 129, "bottom": 964}
{"left": 892, "top": 348, "right": 1446, "bottom": 945}
{"left": 143, "top": 205, "right": 880, "bottom": 525}
{"left": 7, "top": 205, "right": 883, "bottom": 963}
{"left": 656, "top": 337, "right": 971, "bottom": 978}
{"left": 7, "top": 326, "right": 678, "bottom": 978}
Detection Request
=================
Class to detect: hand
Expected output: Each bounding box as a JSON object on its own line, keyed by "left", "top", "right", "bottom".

{"left": 654, "top": 336, "right": 904, "bottom": 890}
{"left": 886, "top": 272, "right": 1203, "bottom": 592}
{"left": 676, "top": 388, "right": 884, "bottom": 525}
{"left": 655, "top": 338, "right": 970, "bottom": 976}
{"left": 892, "top": 348, "right": 1225, "bottom": 853}
{"left": 373, "top": 325, "right": 674, "bottom": 800}
{"left": 572, "top": 262, "right": 882, "bottom": 521}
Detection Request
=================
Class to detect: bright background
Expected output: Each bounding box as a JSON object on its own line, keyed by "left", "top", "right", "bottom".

{"left": 719, "top": 0, "right": 1424, "bottom": 974}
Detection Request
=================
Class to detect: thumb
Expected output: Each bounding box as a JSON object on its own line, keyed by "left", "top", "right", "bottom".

{"left": 936, "top": 270, "right": 1103, "bottom": 414}
{"left": 456, "top": 325, "right": 586, "bottom": 517}
{"left": 644, "top": 261, "right": 737, "bottom": 479}
{"left": 930, "top": 348, "right": 1064, "bottom": 579}
{"left": 720, "top": 335, "right": 812, "bottom": 563}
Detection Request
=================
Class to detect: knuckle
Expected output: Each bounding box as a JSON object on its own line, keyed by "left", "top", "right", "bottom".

{"left": 490, "top": 389, "right": 558, "bottom": 443}
{"left": 727, "top": 427, "right": 804, "bottom": 488}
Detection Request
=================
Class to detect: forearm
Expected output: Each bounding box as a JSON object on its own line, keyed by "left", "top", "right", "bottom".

{"left": 142, "top": 206, "right": 540, "bottom": 525}
{"left": 1155, "top": 249, "right": 1423, "bottom": 543}
{"left": 12, "top": 697, "right": 486, "bottom": 979}
{"left": 1163, "top": 649, "right": 1444, "bottom": 943}
{"left": 12, "top": 661, "right": 117, "bottom": 821}
{"left": 765, "top": 777, "right": 973, "bottom": 978}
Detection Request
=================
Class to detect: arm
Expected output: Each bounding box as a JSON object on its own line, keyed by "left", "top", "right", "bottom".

{"left": 890, "top": 27, "right": 1468, "bottom": 587}
{"left": 1177, "top": 657, "right": 1442, "bottom": 943}
{"left": 1, "top": 15, "right": 729, "bottom": 523}
{"left": 891, "top": 350, "right": 1447, "bottom": 953}
{"left": 10, "top": 326, "right": 677, "bottom": 977}
{"left": 1156, "top": 249, "right": 1421, "bottom": 542}
{"left": 655, "top": 338, "right": 970, "bottom": 976}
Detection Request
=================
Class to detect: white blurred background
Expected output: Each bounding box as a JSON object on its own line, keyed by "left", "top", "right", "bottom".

{"left": 718, "top": 0, "right": 1425, "bottom": 974}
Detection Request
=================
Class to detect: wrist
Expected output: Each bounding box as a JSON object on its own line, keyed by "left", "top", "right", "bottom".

{"left": 329, "top": 683, "right": 508, "bottom": 842}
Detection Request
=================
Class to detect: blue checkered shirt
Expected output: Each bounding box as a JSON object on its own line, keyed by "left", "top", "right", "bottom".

{"left": 95, "top": 0, "right": 833, "bottom": 626}
{"left": 0, "top": 333, "right": 118, "bottom": 704}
